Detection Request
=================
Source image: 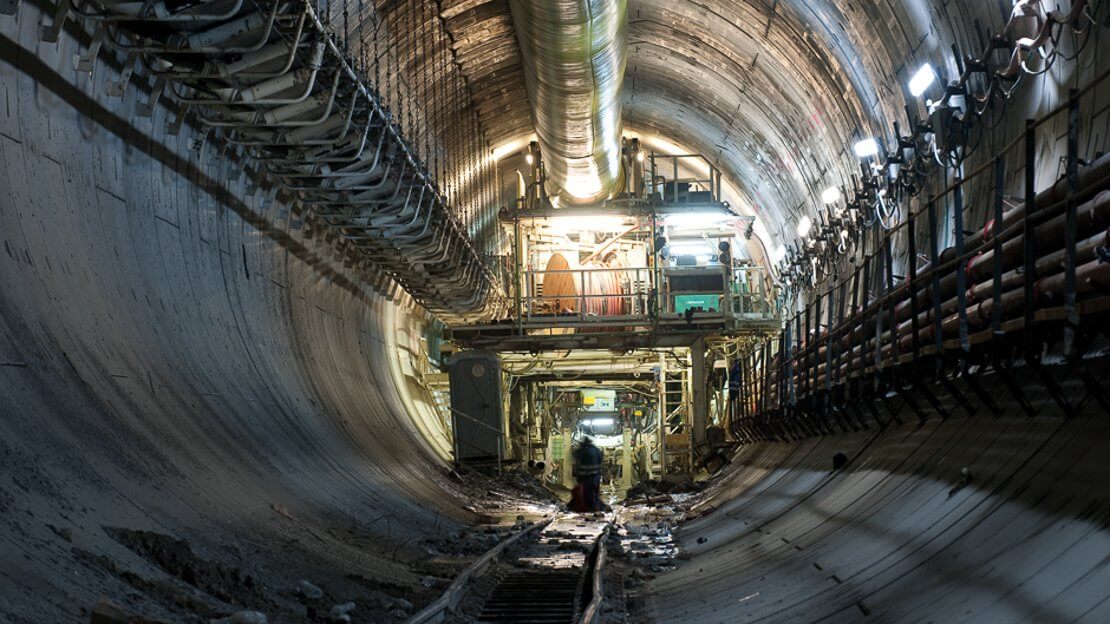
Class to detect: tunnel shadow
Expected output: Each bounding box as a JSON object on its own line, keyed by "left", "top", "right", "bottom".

{"left": 653, "top": 362, "right": 1110, "bottom": 622}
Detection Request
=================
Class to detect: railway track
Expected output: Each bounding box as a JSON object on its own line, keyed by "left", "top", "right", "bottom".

{"left": 407, "top": 512, "right": 611, "bottom": 624}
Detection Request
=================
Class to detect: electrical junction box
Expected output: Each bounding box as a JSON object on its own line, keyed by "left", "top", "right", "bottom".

{"left": 447, "top": 351, "right": 504, "bottom": 462}
{"left": 673, "top": 293, "right": 719, "bottom": 313}
{"left": 581, "top": 388, "right": 616, "bottom": 411}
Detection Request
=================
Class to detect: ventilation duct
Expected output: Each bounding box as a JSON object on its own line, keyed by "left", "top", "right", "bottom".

{"left": 509, "top": 0, "right": 627, "bottom": 205}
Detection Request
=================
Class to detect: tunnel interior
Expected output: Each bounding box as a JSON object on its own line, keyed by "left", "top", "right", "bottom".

{"left": 1, "top": 0, "right": 1109, "bottom": 623}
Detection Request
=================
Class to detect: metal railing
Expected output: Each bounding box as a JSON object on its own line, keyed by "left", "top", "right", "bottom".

{"left": 728, "top": 267, "right": 775, "bottom": 318}
{"left": 732, "top": 71, "right": 1110, "bottom": 443}
{"left": 515, "top": 264, "right": 777, "bottom": 330}
{"left": 648, "top": 153, "right": 724, "bottom": 206}
{"left": 523, "top": 266, "right": 652, "bottom": 326}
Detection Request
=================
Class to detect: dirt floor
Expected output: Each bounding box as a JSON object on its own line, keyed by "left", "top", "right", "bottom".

{"left": 9, "top": 467, "right": 562, "bottom": 624}
{"left": 10, "top": 449, "right": 695, "bottom": 624}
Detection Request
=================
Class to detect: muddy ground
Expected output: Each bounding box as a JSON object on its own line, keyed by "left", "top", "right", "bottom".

{"left": 4, "top": 467, "right": 559, "bottom": 624}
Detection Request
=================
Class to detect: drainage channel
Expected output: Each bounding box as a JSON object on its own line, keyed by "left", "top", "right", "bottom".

{"left": 407, "top": 512, "right": 611, "bottom": 624}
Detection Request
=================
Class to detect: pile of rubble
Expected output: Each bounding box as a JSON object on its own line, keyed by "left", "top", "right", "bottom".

{"left": 623, "top": 474, "right": 708, "bottom": 505}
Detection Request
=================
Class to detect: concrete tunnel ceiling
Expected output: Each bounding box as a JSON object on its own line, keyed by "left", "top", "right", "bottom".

{"left": 441, "top": 0, "right": 1098, "bottom": 263}
{"left": 438, "top": 0, "right": 926, "bottom": 255}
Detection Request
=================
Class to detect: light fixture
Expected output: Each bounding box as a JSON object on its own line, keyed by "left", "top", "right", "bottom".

{"left": 797, "top": 215, "right": 813, "bottom": 238}
{"left": 821, "top": 186, "right": 842, "bottom": 204}
{"left": 854, "top": 138, "right": 880, "bottom": 158}
{"left": 636, "top": 151, "right": 645, "bottom": 162}
{"left": 772, "top": 244, "right": 787, "bottom": 263}
{"left": 525, "top": 153, "right": 534, "bottom": 165}
{"left": 668, "top": 242, "right": 713, "bottom": 256}
{"left": 584, "top": 416, "right": 615, "bottom": 427}
{"left": 908, "top": 63, "right": 937, "bottom": 97}
{"left": 547, "top": 215, "right": 627, "bottom": 233}
{"left": 664, "top": 211, "right": 729, "bottom": 227}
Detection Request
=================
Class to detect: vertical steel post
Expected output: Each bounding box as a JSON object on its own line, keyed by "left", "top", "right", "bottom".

{"left": 825, "top": 285, "right": 834, "bottom": 391}
{"left": 908, "top": 209, "right": 921, "bottom": 360}
{"left": 806, "top": 300, "right": 815, "bottom": 419}
{"left": 579, "top": 270, "right": 586, "bottom": 323}
{"left": 825, "top": 283, "right": 835, "bottom": 426}
{"left": 650, "top": 211, "right": 660, "bottom": 324}
{"left": 691, "top": 337, "right": 708, "bottom": 450}
{"left": 785, "top": 316, "right": 795, "bottom": 409}
{"left": 884, "top": 233, "right": 897, "bottom": 363}
{"left": 742, "top": 350, "right": 750, "bottom": 424}
{"left": 762, "top": 342, "right": 772, "bottom": 438}
{"left": 513, "top": 215, "right": 523, "bottom": 333}
{"left": 1023, "top": 120, "right": 1037, "bottom": 356}
{"left": 872, "top": 247, "right": 883, "bottom": 388}
{"left": 763, "top": 339, "right": 772, "bottom": 417}
{"left": 859, "top": 235, "right": 871, "bottom": 400}
{"left": 849, "top": 258, "right": 862, "bottom": 405}
{"left": 657, "top": 353, "right": 667, "bottom": 474}
{"left": 1064, "top": 89, "right": 1079, "bottom": 354}
{"left": 992, "top": 157, "right": 1006, "bottom": 337}
{"left": 673, "top": 158, "right": 679, "bottom": 203}
{"left": 795, "top": 312, "right": 804, "bottom": 413}
{"left": 953, "top": 172, "right": 969, "bottom": 352}
{"left": 927, "top": 197, "right": 944, "bottom": 364}
{"left": 811, "top": 293, "right": 822, "bottom": 426}
{"left": 836, "top": 277, "right": 848, "bottom": 416}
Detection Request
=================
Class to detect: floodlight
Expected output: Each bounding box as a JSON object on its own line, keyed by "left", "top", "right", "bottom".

{"left": 821, "top": 186, "right": 842, "bottom": 204}
{"left": 908, "top": 63, "right": 937, "bottom": 97}
{"left": 668, "top": 242, "right": 713, "bottom": 256}
{"left": 548, "top": 215, "right": 626, "bottom": 233}
{"left": 854, "top": 138, "right": 880, "bottom": 158}
{"left": 665, "top": 211, "right": 729, "bottom": 227}
{"left": 797, "top": 215, "right": 813, "bottom": 238}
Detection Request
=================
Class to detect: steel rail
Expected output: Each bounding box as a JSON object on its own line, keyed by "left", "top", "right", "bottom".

{"left": 578, "top": 526, "right": 610, "bottom": 624}
{"left": 404, "top": 518, "right": 552, "bottom": 624}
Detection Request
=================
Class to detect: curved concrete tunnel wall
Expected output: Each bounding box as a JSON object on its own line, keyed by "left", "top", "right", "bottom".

{"left": 645, "top": 381, "right": 1110, "bottom": 621}
{"left": 1, "top": 0, "right": 1109, "bottom": 622}
{"left": 0, "top": 6, "right": 471, "bottom": 620}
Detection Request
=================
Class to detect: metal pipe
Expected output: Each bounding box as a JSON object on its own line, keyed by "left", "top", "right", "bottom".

{"left": 508, "top": 0, "right": 626, "bottom": 205}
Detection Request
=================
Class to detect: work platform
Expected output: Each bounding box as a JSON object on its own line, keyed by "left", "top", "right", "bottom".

{"left": 447, "top": 314, "right": 779, "bottom": 352}
{"left": 461, "top": 148, "right": 782, "bottom": 353}
{"left": 448, "top": 263, "right": 779, "bottom": 352}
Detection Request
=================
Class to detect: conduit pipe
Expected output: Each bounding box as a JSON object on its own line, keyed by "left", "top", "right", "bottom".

{"left": 508, "top": 0, "right": 627, "bottom": 205}
{"left": 765, "top": 169, "right": 1110, "bottom": 401}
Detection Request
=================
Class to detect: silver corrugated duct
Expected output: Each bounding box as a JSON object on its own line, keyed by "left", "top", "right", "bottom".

{"left": 509, "top": 0, "right": 627, "bottom": 205}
